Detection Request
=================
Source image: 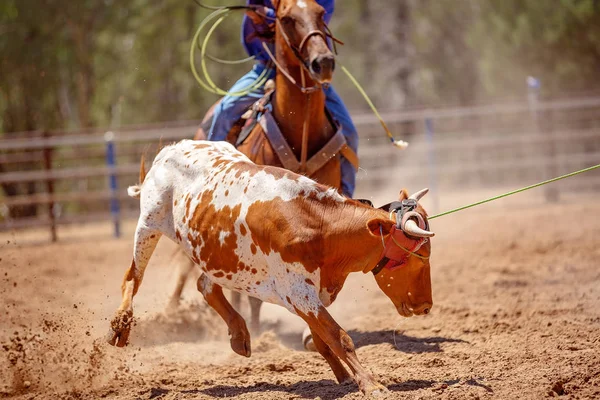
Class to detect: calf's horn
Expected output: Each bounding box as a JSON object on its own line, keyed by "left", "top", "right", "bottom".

{"left": 409, "top": 188, "right": 429, "bottom": 202}
{"left": 403, "top": 218, "right": 435, "bottom": 238}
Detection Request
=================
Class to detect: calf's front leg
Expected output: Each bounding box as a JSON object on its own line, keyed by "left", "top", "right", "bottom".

{"left": 309, "top": 327, "right": 352, "bottom": 384}
{"left": 197, "top": 274, "right": 252, "bottom": 357}
{"left": 297, "top": 305, "right": 387, "bottom": 395}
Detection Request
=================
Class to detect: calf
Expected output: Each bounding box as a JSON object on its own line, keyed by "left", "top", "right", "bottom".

{"left": 107, "top": 140, "right": 434, "bottom": 395}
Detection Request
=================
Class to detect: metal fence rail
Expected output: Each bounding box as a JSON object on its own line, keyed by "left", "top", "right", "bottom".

{"left": 2, "top": 94, "right": 600, "bottom": 240}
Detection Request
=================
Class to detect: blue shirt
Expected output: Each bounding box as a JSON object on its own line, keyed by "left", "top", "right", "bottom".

{"left": 242, "top": 0, "right": 335, "bottom": 62}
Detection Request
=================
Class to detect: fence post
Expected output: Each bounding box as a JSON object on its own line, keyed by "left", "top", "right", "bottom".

{"left": 105, "top": 131, "right": 121, "bottom": 238}
{"left": 527, "top": 76, "right": 558, "bottom": 202}
{"left": 425, "top": 118, "right": 439, "bottom": 214}
{"left": 42, "top": 131, "right": 57, "bottom": 242}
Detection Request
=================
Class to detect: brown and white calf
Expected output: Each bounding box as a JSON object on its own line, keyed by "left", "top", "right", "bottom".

{"left": 107, "top": 140, "right": 434, "bottom": 395}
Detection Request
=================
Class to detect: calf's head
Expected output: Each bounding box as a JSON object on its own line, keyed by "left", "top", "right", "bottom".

{"left": 366, "top": 189, "right": 433, "bottom": 317}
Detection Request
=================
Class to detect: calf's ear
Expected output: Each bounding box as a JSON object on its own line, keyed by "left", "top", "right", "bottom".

{"left": 367, "top": 218, "right": 394, "bottom": 237}
{"left": 398, "top": 188, "right": 409, "bottom": 201}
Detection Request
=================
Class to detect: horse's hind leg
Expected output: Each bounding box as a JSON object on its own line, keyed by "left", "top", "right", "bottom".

{"left": 166, "top": 255, "right": 194, "bottom": 312}
{"left": 107, "top": 226, "right": 161, "bottom": 347}
{"left": 197, "top": 274, "right": 251, "bottom": 357}
{"left": 230, "top": 293, "right": 261, "bottom": 335}
{"left": 248, "top": 296, "right": 262, "bottom": 335}
{"left": 231, "top": 291, "right": 241, "bottom": 312}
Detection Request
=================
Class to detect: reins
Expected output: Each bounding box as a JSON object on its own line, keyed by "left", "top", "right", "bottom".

{"left": 260, "top": 42, "right": 321, "bottom": 94}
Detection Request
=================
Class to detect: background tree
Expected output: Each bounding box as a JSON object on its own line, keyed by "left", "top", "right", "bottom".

{"left": 1, "top": 0, "right": 599, "bottom": 178}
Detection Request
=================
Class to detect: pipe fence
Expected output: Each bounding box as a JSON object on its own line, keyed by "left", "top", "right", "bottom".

{"left": 1, "top": 94, "right": 599, "bottom": 241}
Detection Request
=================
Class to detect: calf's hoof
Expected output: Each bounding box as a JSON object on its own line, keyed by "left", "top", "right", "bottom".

{"left": 302, "top": 327, "right": 317, "bottom": 352}
{"left": 361, "top": 381, "right": 389, "bottom": 397}
{"left": 106, "top": 310, "right": 133, "bottom": 347}
{"left": 229, "top": 328, "right": 251, "bottom": 357}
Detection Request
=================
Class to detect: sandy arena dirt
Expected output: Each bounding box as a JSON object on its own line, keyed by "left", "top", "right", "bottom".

{"left": 1, "top": 195, "right": 599, "bottom": 399}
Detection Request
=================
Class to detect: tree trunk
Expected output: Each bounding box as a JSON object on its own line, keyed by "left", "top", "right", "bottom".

{"left": 366, "top": 1, "right": 415, "bottom": 109}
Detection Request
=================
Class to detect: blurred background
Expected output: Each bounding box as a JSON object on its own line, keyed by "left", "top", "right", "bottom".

{"left": 1, "top": 0, "right": 600, "bottom": 239}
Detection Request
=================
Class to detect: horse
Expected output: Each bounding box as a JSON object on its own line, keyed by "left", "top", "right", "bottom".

{"left": 167, "top": 0, "right": 358, "bottom": 334}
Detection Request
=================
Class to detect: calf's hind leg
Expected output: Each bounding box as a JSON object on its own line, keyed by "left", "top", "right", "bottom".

{"left": 197, "top": 274, "right": 252, "bottom": 357}
{"left": 107, "top": 227, "right": 162, "bottom": 347}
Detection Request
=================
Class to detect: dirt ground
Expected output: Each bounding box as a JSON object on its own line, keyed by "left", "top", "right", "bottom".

{"left": 1, "top": 194, "right": 599, "bottom": 400}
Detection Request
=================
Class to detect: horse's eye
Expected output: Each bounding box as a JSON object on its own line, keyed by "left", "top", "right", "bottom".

{"left": 280, "top": 16, "right": 294, "bottom": 26}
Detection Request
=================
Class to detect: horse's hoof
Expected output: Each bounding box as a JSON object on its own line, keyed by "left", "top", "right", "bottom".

{"left": 106, "top": 310, "right": 133, "bottom": 347}
{"left": 302, "top": 327, "right": 317, "bottom": 352}
{"left": 164, "top": 300, "right": 179, "bottom": 315}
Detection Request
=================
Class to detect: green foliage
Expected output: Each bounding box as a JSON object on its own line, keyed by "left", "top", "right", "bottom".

{"left": 470, "top": 0, "right": 600, "bottom": 99}
{"left": 1, "top": 0, "right": 599, "bottom": 134}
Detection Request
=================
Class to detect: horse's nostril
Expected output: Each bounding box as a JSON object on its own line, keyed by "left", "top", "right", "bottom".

{"left": 423, "top": 308, "right": 430, "bottom": 315}
{"left": 328, "top": 57, "right": 336, "bottom": 71}
{"left": 311, "top": 59, "right": 321, "bottom": 74}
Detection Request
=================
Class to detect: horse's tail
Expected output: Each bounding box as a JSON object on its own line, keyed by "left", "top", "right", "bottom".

{"left": 127, "top": 154, "right": 147, "bottom": 199}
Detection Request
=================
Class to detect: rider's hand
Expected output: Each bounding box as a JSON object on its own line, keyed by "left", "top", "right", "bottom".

{"left": 246, "top": 6, "right": 276, "bottom": 41}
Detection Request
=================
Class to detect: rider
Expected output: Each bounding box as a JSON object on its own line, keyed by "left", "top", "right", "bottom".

{"left": 206, "top": 0, "right": 358, "bottom": 198}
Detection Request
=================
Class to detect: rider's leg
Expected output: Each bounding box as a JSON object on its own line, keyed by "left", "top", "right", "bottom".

{"left": 208, "top": 63, "right": 275, "bottom": 141}
{"left": 323, "top": 85, "right": 358, "bottom": 198}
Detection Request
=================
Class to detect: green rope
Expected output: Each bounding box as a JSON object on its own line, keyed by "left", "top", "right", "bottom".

{"left": 205, "top": 54, "right": 255, "bottom": 65}
{"left": 190, "top": 8, "right": 270, "bottom": 97}
{"left": 340, "top": 65, "right": 408, "bottom": 149}
{"left": 429, "top": 163, "right": 600, "bottom": 220}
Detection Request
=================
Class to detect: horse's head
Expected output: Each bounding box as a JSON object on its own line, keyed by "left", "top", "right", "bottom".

{"left": 273, "top": 0, "right": 335, "bottom": 83}
{"left": 366, "top": 189, "right": 434, "bottom": 317}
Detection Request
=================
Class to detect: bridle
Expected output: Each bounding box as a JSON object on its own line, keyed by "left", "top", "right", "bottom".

{"left": 371, "top": 199, "right": 431, "bottom": 276}
{"left": 261, "top": 15, "right": 340, "bottom": 95}
{"left": 258, "top": 3, "right": 343, "bottom": 173}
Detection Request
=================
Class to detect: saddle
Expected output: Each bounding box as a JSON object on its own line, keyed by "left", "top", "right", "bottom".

{"left": 232, "top": 81, "right": 359, "bottom": 177}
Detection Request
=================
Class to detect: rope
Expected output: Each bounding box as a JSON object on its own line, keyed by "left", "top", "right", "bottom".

{"left": 429, "top": 163, "right": 600, "bottom": 220}
{"left": 205, "top": 54, "right": 255, "bottom": 65}
{"left": 340, "top": 65, "right": 409, "bottom": 149}
{"left": 390, "top": 235, "right": 430, "bottom": 260}
{"left": 190, "top": 8, "right": 271, "bottom": 97}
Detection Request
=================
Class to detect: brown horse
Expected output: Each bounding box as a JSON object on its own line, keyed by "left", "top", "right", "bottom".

{"left": 167, "top": 0, "right": 357, "bottom": 332}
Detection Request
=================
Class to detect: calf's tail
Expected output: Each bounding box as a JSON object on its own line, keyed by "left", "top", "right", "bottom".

{"left": 127, "top": 154, "right": 147, "bottom": 199}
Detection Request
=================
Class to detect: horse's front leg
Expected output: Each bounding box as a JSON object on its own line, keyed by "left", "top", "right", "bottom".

{"left": 166, "top": 257, "right": 194, "bottom": 312}
{"left": 196, "top": 274, "right": 251, "bottom": 357}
